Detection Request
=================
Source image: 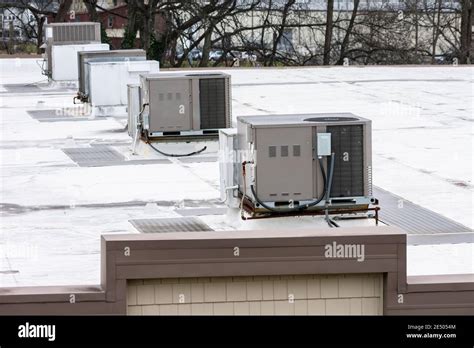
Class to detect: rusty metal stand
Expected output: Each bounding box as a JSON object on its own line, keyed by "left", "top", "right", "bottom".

{"left": 240, "top": 193, "right": 380, "bottom": 225}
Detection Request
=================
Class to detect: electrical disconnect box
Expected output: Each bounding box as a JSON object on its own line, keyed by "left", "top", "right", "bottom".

{"left": 138, "top": 72, "right": 232, "bottom": 140}
{"left": 43, "top": 22, "right": 102, "bottom": 79}
{"left": 77, "top": 49, "right": 146, "bottom": 102}
{"left": 223, "top": 113, "right": 374, "bottom": 214}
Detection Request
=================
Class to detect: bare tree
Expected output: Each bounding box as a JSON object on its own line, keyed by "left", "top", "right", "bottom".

{"left": 323, "top": 0, "right": 334, "bottom": 65}
{"left": 336, "top": 0, "right": 360, "bottom": 65}
{"left": 83, "top": 0, "right": 99, "bottom": 22}
{"left": 2, "top": 0, "right": 470, "bottom": 65}
{"left": 0, "top": 0, "right": 56, "bottom": 53}
{"left": 267, "top": 0, "right": 297, "bottom": 66}
{"left": 54, "top": 0, "right": 72, "bottom": 22}
{"left": 460, "top": 0, "right": 472, "bottom": 63}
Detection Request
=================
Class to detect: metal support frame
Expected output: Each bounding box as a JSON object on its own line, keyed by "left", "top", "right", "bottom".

{"left": 240, "top": 192, "right": 380, "bottom": 223}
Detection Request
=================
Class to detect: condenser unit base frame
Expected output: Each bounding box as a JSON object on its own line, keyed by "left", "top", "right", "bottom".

{"left": 241, "top": 193, "right": 375, "bottom": 211}
{"left": 240, "top": 192, "right": 380, "bottom": 223}
{"left": 142, "top": 129, "right": 220, "bottom": 143}
{"left": 141, "top": 132, "right": 219, "bottom": 143}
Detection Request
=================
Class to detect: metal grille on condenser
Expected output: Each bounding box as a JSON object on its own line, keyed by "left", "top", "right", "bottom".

{"left": 328, "top": 125, "right": 364, "bottom": 198}
{"left": 129, "top": 217, "right": 213, "bottom": 233}
{"left": 53, "top": 25, "right": 96, "bottom": 42}
{"left": 199, "top": 78, "right": 227, "bottom": 129}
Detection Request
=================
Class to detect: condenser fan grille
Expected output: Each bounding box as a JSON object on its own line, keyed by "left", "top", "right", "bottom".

{"left": 327, "top": 125, "right": 364, "bottom": 198}
{"left": 199, "top": 78, "right": 227, "bottom": 129}
{"left": 52, "top": 24, "right": 99, "bottom": 42}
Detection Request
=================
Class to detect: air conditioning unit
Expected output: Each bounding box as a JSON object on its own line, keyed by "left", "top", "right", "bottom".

{"left": 225, "top": 113, "right": 374, "bottom": 215}
{"left": 138, "top": 72, "right": 232, "bottom": 140}
{"left": 77, "top": 49, "right": 146, "bottom": 102}
{"left": 45, "top": 22, "right": 101, "bottom": 44}
{"left": 50, "top": 43, "right": 109, "bottom": 81}
{"left": 44, "top": 22, "right": 102, "bottom": 78}
{"left": 86, "top": 60, "right": 159, "bottom": 114}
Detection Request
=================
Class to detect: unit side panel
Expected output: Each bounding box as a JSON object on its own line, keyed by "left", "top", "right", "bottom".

{"left": 149, "top": 79, "right": 191, "bottom": 132}
{"left": 255, "top": 127, "right": 314, "bottom": 202}
{"left": 88, "top": 63, "right": 122, "bottom": 106}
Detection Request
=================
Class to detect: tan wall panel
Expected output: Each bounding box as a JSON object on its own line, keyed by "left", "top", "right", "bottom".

{"left": 127, "top": 273, "right": 383, "bottom": 315}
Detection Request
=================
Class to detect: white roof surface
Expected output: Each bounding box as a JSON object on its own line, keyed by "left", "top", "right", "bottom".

{"left": 0, "top": 59, "right": 472, "bottom": 287}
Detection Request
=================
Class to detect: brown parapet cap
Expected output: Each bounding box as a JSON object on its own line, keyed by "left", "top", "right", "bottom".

{"left": 407, "top": 274, "right": 474, "bottom": 292}
{"left": 0, "top": 285, "right": 105, "bottom": 304}
{"left": 102, "top": 226, "right": 407, "bottom": 250}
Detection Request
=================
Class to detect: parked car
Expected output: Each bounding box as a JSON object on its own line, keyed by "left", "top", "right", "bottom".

{"left": 175, "top": 50, "right": 184, "bottom": 60}
{"left": 209, "top": 49, "right": 224, "bottom": 61}
{"left": 189, "top": 49, "right": 202, "bottom": 60}
{"left": 434, "top": 52, "right": 458, "bottom": 65}
{"left": 227, "top": 51, "right": 241, "bottom": 59}
{"left": 241, "top": 51, "right": 257, "bottom": 61}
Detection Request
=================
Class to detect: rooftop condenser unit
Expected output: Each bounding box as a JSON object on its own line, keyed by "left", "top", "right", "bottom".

{"left": 84, "top": 60, "right": 159, "bottom": 115}
{"left": 138, "top": 72, "right": 232, "bottom": 141}
{"left": 45, "top": 22, "right": 101, "bottom": 44}
{"left": 230, "top": 113, "right": 375, "bottom": 216}
{"left": 43, "top": 22, "right": 102, "bottom": 78}
{"left": 76, "top": 49, "right": 146, "bottom": 102}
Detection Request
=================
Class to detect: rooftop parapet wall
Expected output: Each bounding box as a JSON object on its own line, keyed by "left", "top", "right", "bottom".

{"left": 0, "top": 226, "right": 472, "bottom": 315}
